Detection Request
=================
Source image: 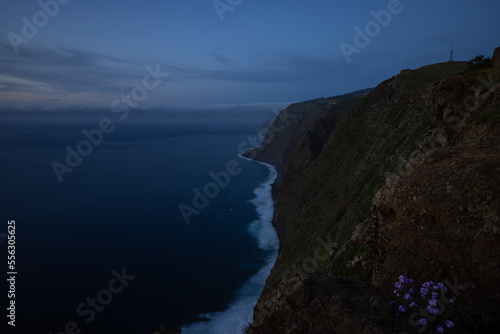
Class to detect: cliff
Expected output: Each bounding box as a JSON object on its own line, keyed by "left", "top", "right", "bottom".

{"left": 245, "top": 52, "right": 500, "bottom": 333}
{"left": 244, "top": 89, "right": 372, "bottom": 239}
{"left": 244, "top": 89, "right": 372, "bottom": 176}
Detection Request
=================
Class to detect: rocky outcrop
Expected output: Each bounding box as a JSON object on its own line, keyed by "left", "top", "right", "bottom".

{"left": 248, "top": 273, "right": 413, "bottom": 334}
{"left": 493, "top": 47, "right": 500, "bottom": 67}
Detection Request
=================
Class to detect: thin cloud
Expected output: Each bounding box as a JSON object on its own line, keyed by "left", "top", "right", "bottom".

{"left": 211, "top": 52, "right": 236, "bottom": 64}
{"left": 0, "top": 43, "right": 152, "bottom": 94}
{"left": 0, "top": 43, "right": 349, "bottom": 104}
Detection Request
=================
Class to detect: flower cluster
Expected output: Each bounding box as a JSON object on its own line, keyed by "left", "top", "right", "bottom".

{"left": 390, "top": 275, "right": 455, "bottom": 333}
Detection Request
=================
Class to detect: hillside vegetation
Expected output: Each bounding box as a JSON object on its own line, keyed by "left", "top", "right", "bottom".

{"left": 245, "top": 58, "right": 500, "bottom": 333}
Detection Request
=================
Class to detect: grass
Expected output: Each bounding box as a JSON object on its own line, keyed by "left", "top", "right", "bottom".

{"left": 396, "top": 62, "right": 468, "bottom": 89}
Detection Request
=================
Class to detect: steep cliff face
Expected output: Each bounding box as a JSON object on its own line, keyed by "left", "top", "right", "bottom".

{"left": 243, "top": 90, "right": 371, "bottom": 239}
{"left": 368, "top": 65, "right": 500, "bottom": 330}
{"left": 247, "top": 57, "right": 500, "bottom": 333}
{"left": 244, "top": 90, "right": 372, "bottom": 176}
{"left": 254, "top": 61, "right": 470, "bottom": 288}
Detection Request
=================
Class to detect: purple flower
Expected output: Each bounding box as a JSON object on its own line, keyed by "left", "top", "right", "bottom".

{"left": 409, "top": 301, "right": 417, "bottom": 308}
{"left": 398, "top": 305, "right": 406, "bottom": 313}
{"left": 422, "top": 281, "right": 434, "bottom": 289}
{"left": 418, "top": 318, "right": 427, "bottom": 326}
{"left": 404, "top": 293, "right": 412, "bottom": 300}
{"left": 445, "top": 320, "right": 454, "bottom": 328}
{"left": 428, "top": 299, "right": 437, "bottom": 307}
{"left": 436, "top": 325, "right": 444, "bottom": 333}
{"left": 399, "top": 275, "right": 406, "bottom": 282}
{"left": 409, "top": 288, "right": 415, "bottom": 294}
{"left": 431, "top": 292, "right": 439, "bottom": 300}
{"left": 427, "top": 305, "right": 440, "bottom": 315}
{"left": 394, "top": 281, "right": 403, "bottom": 290}
{"left": 437, "top": 282, "right": 447, "bottom": 292}
{"left": 420, "top": 287, "right": 429, "bottom": 296}
{"left": 388, "top": 301, "right": 394, "bottom": 305}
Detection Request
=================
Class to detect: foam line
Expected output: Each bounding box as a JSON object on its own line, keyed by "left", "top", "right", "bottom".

{"left": 181, "top": 157, "right": 279, "bottom": 334}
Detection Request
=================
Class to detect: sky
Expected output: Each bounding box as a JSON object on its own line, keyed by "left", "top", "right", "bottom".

{"left": 0, "top": 0, "right": 499, "bottom": 108}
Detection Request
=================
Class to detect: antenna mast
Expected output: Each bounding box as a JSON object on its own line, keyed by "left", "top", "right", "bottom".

{"left": 450, "top": 42, "right": 454, "bottom": 62}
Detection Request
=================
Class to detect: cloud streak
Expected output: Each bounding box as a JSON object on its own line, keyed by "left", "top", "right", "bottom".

{"left": 0, "top": 42, "right": 347, "bottom": 105}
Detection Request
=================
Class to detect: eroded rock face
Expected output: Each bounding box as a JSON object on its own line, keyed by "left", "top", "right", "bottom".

{"left": 370, "top": 139, "right": 500, "bottom": 324}
{"left": 369, "top": 98, "right": 500, "bottom": 332}
{"left": 431, "top": 73, "right": 500, "bottom": 126}
{"left": 247, "top": 273, "right": 412, "bottom": 334}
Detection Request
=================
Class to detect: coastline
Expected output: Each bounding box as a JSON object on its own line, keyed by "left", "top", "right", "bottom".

{"left": 238, "top": 153, "right": 280, "bottom": 250}
{"left": 240, "top": 151, "right": 283, "bottom": 247}
{"left": 180, "top": 154, "right": 279, "bottom": 334}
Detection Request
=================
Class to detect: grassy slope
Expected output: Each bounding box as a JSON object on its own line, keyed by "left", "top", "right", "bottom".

{"left": 250, "top": 89, "right": 373, "bottom": 171}
{"left": 265, "top": 61, "right": 469, "bottom": 287}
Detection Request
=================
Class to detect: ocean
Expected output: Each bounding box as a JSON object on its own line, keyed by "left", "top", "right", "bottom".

{"left": 0, "top": 109, "right": 279, "bottom": 334}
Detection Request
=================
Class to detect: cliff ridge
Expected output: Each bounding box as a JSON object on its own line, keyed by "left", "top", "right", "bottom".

{"left": 247, "top": 52, "right": 500, "bottom": 333}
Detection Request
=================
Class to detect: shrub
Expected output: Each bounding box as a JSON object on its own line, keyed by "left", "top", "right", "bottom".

{"left": 468, "top": 55, "right": 492, "bottom": 69}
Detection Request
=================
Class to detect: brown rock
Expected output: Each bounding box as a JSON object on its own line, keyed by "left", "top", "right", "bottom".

{"left": 350, "top": 223, "right": 366, "bottom": 246}
{"left": 351, "top": 255, "right": 360, "bottom": 268}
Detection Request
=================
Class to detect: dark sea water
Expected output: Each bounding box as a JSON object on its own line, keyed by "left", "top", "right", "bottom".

{"left": 0, "top": 110, "right": 279, "bottom": 334}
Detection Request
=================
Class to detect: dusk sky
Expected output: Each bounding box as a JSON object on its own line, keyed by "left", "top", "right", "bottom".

{"left": 0, "top": 0, "right": 499, "bottom": 108}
